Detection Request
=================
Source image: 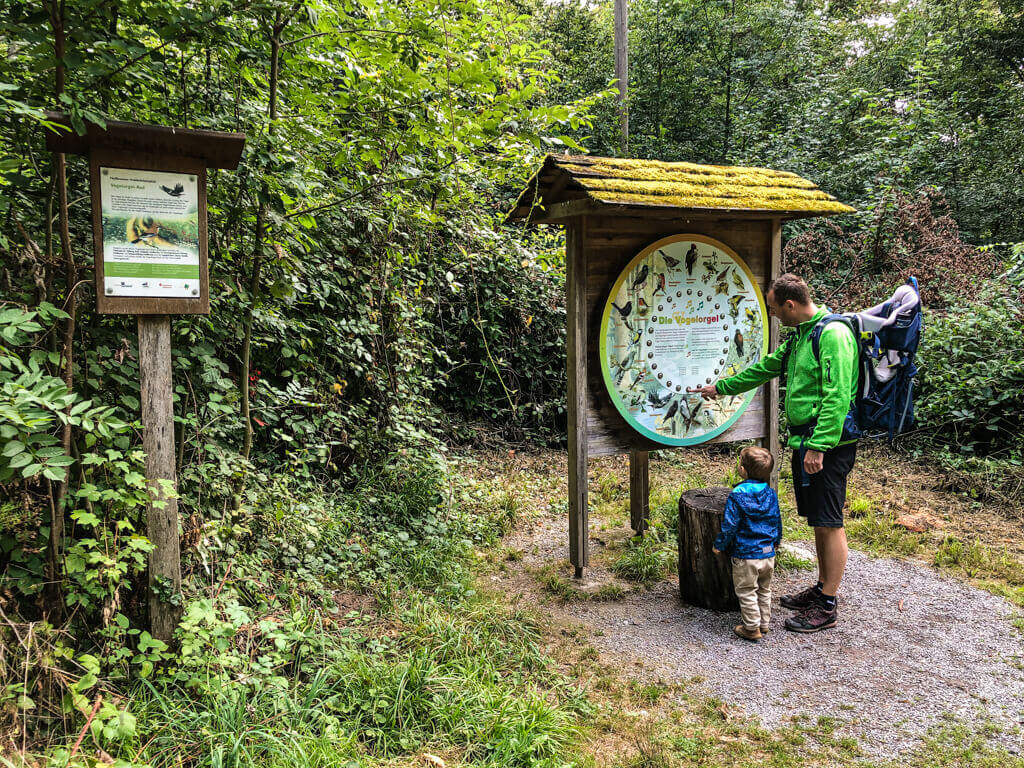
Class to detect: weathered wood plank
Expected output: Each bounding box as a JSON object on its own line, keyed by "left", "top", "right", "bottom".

{"left": 764, "top": 218, "right": 782, "bottom": 487}
{"left": 629, "top": 449, "right": 649, "bottom": 534}
{"left": 138, "top": 315, "right": 182, "bottom": 642}
{"left": 566, "top": 218, "right": 590, "bottom": 575}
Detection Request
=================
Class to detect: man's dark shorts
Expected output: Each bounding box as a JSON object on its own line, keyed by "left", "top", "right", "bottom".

{"left": 791, "top": 442, "right": 857, "bottom": 528}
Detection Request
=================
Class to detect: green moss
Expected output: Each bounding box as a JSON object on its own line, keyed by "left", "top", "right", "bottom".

{"left": 509, "top": 154, "right": 856, "bottom": 218}
{"left": 576, "top": 176, "right": 852, "bottom": 213}
{"left": 577, "top": 157, "right": 819, "bottom": 188}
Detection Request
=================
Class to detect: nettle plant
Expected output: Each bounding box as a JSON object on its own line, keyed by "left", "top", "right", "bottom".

{"left": 0, "top": 304, "right": 151, "bottom": 617}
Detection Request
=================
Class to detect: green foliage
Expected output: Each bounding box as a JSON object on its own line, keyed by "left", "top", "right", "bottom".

{"left": 774, "top": 547, "right": 814, "bottom": 574}
{"left": 434, "top": 231, "right": 568, "bottom": 442}
{"left": 612, "top": 533, "right": 676, "bottom": 585}
{"left": 916, "top": 280, "right": 1024, "bottom": 457}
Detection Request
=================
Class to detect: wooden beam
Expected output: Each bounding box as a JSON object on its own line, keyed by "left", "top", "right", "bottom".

{"left": 530, "top": 198, "right": 597, "bottom": 224}
{"left": 566, "top": 218, "right": 589, "bottom": 577}
{"left": 764, "top": 218, "right": 782, "bottom": 488}
{"left": 138, "top": 316, "right": 182, "bottom": 641}
{"left": 629, "top": 449, "right": 649, "bottom": 534}
{"left": 44, "top": 112, "right": 245, "bottom": 169}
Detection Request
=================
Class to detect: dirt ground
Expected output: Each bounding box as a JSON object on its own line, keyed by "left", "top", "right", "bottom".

{"left": 461, "top": 446, "right": 1024, "bottom": 760}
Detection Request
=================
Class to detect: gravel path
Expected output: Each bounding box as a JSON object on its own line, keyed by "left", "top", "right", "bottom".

{"left": 507, "top": 520, "right": 1024, "bottom": 758}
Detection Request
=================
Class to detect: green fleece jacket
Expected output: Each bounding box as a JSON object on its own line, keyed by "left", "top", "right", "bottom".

{"left": 716, "top": 308, "right": 858, "bottom": 452}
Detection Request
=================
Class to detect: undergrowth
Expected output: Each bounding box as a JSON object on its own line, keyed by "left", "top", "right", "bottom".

{"left": 1, "top": 453, "right": 589, "bottom": 766}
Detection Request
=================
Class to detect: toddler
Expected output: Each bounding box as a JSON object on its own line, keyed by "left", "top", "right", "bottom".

{"left": 712, "top": 446, "right": 782, "bottom": 641}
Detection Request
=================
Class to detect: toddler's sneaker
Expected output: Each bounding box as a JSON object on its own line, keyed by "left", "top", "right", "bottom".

{"left": 733, "top": 625, "right": 762, "bottom": 642}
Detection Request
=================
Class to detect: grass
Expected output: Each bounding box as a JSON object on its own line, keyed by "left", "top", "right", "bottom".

{"left": 612, "top": 535, "right": 676, "bottom": 585}
{"left": 114, "top": 594, "right": 588, "bottom": 768}
{"left": 536, "top": 563, "right": 629, "bottom": 602}
{"left": 775, "top": 546, "right": 815, "bottom": 574}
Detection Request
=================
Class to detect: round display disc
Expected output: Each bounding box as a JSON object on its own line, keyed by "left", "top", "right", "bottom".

{"left": 599, "top": 234, "right": 768, "bottom": 446}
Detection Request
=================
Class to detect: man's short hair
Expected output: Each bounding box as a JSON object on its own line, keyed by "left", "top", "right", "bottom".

{"left": 767, "top": 273, "right": 811, "bottom": 306}
{"left": 740, "top": 446, "right": 775, "bottom": 482}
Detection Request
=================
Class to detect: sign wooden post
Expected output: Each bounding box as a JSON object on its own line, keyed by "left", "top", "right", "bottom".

{"left": 137, "top": 315, "right": 181, "bottom": 639}
{"left": 47, "top": 116, "right": 245, "bottom": 640}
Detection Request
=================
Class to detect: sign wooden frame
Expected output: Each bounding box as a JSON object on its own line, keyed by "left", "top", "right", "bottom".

{"left": 507, "top": 154, "right": 848, "bottom": 578}
{"left": 90, "top": 150, "right": 210, "bottom": 315}
{"left": 564, "top": 212, "right": 782, "bottom": 576}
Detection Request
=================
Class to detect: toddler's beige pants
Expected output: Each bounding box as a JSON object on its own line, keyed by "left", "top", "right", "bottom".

{"left": 732, "top": 556, "right": 775, "bottom": 632}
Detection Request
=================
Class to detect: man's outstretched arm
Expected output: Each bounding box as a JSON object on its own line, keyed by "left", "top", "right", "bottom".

{"left": 694, "top": 338, "right": 789, "bottom": 400}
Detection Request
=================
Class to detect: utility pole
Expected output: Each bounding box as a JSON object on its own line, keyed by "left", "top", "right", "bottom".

{"left": 615, "top": 0, "right": 629, "bottom": 153}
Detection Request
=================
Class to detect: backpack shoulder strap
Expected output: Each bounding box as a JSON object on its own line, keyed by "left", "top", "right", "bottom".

{"left": 810, "top": 314, "right": 858, "bottom": 361}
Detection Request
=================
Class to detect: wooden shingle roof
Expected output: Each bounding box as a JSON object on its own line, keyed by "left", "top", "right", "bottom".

{"left": 507, "top": 155, "right": 854, "bottom": 222}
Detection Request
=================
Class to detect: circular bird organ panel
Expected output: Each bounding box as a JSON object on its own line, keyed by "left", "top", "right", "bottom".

{"left": 599, "top": 234, "right": 769, "bottom": 446}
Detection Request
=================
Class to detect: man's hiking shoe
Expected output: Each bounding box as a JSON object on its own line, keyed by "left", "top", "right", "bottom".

{"left": 760, "top": 625, "right": 770, "bottom": 635}
{"left": 733, "top": 625, "right": 762, "bottom": 642}
{"left": 780, "top": 584, "right": 820, "bottom": 611}
{"left": 784, "top": 601, "right": 838, "bottom": 633}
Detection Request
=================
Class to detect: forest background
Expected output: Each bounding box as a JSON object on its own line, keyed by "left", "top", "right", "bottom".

{"left": 2, "top": 0, "right": 1024, "bottom": 764}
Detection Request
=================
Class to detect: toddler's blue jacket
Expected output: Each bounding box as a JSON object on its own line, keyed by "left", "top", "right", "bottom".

{"left": 713, "top": 480, "right": 782, "bottom": 560}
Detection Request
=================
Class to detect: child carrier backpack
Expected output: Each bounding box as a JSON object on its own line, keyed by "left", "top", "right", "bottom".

{"left": 806, "top": 277, "right": 923, "bottom": 441}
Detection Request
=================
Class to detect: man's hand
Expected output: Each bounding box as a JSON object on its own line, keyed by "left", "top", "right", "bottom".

{"left": 688, "top": 384, "right": 719, "bottom": 400}
{"left": 803, "top": 449, "right": 824, "bottom": 475}
{"left": 712, "top": 547, "right": 721, "bottom": 555}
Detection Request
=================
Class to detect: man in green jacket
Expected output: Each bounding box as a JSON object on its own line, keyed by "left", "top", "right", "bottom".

{"left": 693, "top": 273, "right": 858, "bottom": 633}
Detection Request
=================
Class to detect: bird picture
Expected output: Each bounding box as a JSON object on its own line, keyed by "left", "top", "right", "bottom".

{"left": 161, "top": 182, "right": 185, "bottom": 197}
{"left": 715, "top": 267, "right": 730, "bottom": 283}
{"left": 702, "top": 407, "right": 717, "bottom": 428}
{"left": 728, "top": 294, "right": 745, "bottom": 320}
{"left": 701, "top": 260, "right": 716, "bottom": 282}
{"left": 125, "top": 217, "right": 175, "bottom": 248}
{"left": 628, "top": 370, "right": 644, "bottom": 389}
{"left": 653, "top": 272, "right": 666, "bottom": 296}
{"left": 631, "top": 264, "right": 650, "bottom": 291}
{"left": 612, "top": 300, "right": 632, "bottom": 320}
{"left": 714, "top": 277, "right": 730, "bottom": 296}
{"left": 731, "top": 270, "right": 745, "bottom": 291}
{"left": 734, "top": 328, "right": 745, "bottom": 357}
{"left": 682, "top": 397, "right": 701, "bottom": 434}
{"left": 647, "top": 390, "right": 672, "bottom": 408}
{"left": 745, "top": 306, "right": 758, "bottom": 323}
{"left": 685, "top": 244, "right": 699, "bottom": 276}
{"left": 616, "top": 345, "right": 640, "bottom": 384}
{"left": 659, "top": 398, "right": 680, "bottom": 427}
{"left": 659, "top": 249, "right": 680, "bottom": 268}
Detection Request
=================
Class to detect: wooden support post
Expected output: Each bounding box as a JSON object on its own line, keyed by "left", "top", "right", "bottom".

{"left": 567, "top": 218, "right": 589, "bottom": 578}
{"left": 764, "top": 219, "right": 782, "bottom": 488}
{"left": 629, "top": 449, "right": 649, "bottom": 535}
{"left": 138, "top": 316, "right": 182, "bottom": 641}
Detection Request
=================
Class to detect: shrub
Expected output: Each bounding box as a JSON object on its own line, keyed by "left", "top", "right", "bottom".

{"left": 915, "top": 282, "right": 1024, "bottom": 457}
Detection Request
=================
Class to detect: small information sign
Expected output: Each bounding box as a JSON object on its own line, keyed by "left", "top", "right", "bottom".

{"left": 99, "top": 167, "right": 201, "bottom": 299}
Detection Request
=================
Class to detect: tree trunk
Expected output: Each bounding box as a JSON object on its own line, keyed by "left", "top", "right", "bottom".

{"left": 677, "top": 487, "right": 738, "bottom": 611}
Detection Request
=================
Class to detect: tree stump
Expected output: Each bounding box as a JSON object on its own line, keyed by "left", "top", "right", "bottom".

{"left": 678, "top": 487, "right": 739, "bottom": 612}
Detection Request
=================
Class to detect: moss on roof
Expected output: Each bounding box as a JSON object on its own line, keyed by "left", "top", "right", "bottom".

{"left": 510, "top": 155, "right": 854, "bottom": 218}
